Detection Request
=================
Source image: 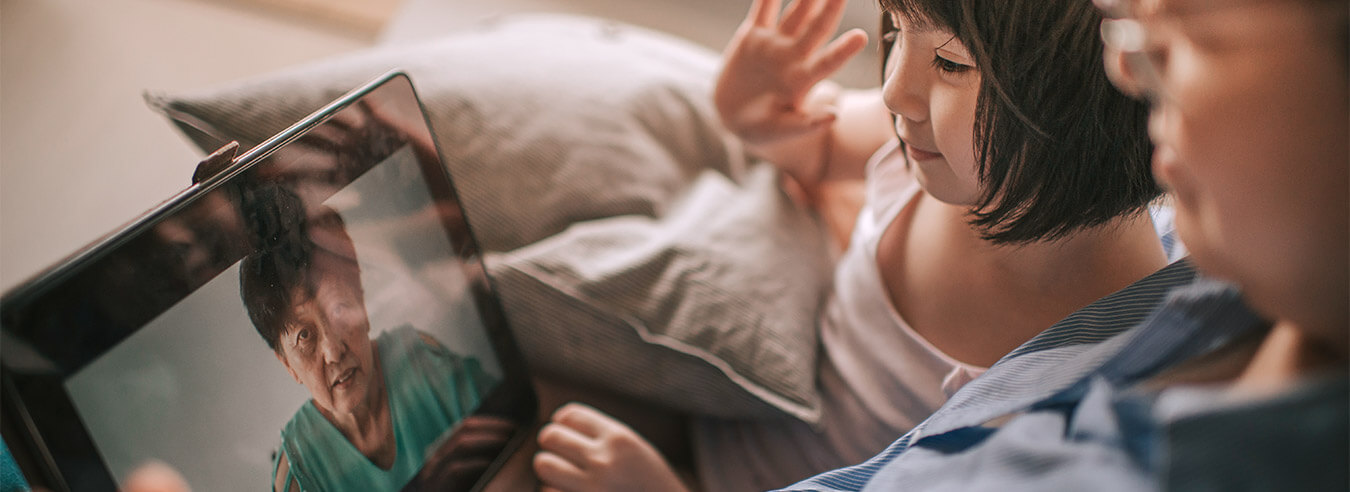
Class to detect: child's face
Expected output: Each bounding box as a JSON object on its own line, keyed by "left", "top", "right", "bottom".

{"left": 1129, "top": 0, "right": 1347, "bottom": 333}
{"left": 880, "top": 14, "right": 982, "bottom": 206}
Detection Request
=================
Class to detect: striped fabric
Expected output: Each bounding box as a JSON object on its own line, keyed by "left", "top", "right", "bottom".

{"left": 780, "top": 258, "right": 1210, "bottom": 492}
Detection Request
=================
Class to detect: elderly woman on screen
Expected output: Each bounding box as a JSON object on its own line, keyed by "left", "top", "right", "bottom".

{"left": 240, "top": 203, "right": 495, "bottom": 492}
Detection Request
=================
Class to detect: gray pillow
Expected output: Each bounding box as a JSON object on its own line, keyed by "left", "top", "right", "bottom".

{"left": 145, "top": 13, "right": 831, "bottom": 422}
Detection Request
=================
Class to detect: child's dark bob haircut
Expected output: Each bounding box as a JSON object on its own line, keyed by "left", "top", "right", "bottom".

{"left": 880, "top": 0, "right": 1159, "bottom": 244}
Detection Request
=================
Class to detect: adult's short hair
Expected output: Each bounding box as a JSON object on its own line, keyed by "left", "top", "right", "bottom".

{"left": 880, "top": 0, "right": 1159, "bottom": 244}
{"left": 238, "top": 184, "right": 360, "bottom": 352}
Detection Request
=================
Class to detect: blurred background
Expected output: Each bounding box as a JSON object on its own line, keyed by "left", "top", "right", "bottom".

{"left": 0, "top": 0, "right": 881, "bottom": 291}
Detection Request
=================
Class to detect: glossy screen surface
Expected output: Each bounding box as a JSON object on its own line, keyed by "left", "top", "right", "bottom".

{"left": 1, "top": 73, "right": 533, "bottom": 492}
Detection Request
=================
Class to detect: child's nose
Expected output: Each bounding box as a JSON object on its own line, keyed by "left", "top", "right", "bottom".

{"left": 881, "top": 46, "right": 931, "bottom": 125}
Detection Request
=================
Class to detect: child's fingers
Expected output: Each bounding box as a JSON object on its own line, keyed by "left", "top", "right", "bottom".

{"left": 778, "top": 0, "right": 819, "bottom": 35}
{"left": 802, "top": 110, "right": 839, "bottom": 130}
{"left": 748, "top": 0, "right": 782, "bottom": 28}
{"left": 805, "top": 111, "right": 839, "bottom": 131}
{"left": 807, "top": 29, "right": 869, "bottom": 81}
{"left": 796, "top": 0, "right": 851, "bottom": 50}
{"left": 802, "top": 80, "right": 843, "bottom": 115}
{"left": 533, "top": 451, "right": 588, "bottom": 491}
{"left": 550, "top": 402, "right": 615, "bottom": 439}
{"left": 537, "top": 422, "right": 595, "bottom": 466}
{"left": 764, "top": 110, "right": 837, "bottom": 141}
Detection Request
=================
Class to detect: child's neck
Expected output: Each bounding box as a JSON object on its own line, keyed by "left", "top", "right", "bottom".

{"left": 887, "top": 195, "right": 1169, "bottom": 367}
{"left": 939, "top": 200, "right": 1168, "bottom": 294}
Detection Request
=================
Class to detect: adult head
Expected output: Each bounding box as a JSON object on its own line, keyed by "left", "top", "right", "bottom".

{"left": 879, "top": 0, "right": 1159, "bottom": 243}
{"left": 241, "top": 204, "right": 380, "bottom": 418}
{"left": 1099, "top": 0, "right": 1348, "bottom": 352}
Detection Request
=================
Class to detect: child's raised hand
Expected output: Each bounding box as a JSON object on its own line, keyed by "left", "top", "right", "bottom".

{"left": 714, "top": 0, "right": 868, "bottom": 182}
{"left": 533, "top": 403, "right": 689, "bottom": 492}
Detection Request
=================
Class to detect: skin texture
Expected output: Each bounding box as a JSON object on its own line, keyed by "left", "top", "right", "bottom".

{"left": 712, "top": 0, "right": 878, "bottom": 185}
{"left": 121, "top": 461, "right": 192, "bottom": 492}
{"left": 272, "top": 245, "right": 396, "bottom": 469}
{"left": 874, "top": 13, "right": 1165, "bottom": 368}
{"left": 274, "top": 250, "right": 378, "bottom": 421}
{"left": 880, "top": 13, "right": 982, "bottom": 205}
{"left": 533, "top": 403, "right": 688, "bottom": 492}
{"left": 1106, "top": 0, "right": 1348, "bottom": 384}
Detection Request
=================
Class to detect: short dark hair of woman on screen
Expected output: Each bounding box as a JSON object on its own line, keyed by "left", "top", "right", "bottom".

{"left": 238, "top": 186, "right": 497, "bottom": 492}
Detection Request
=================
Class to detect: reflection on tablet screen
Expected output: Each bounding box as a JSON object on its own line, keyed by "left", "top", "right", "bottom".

{"left": 67, "top": 145, "right": 500, "bottom": 490}
{"left": 3, "top": 73, "right": 533, "bottom": 492}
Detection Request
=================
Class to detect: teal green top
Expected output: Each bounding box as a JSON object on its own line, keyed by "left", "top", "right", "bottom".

{"left": 273, "top": 325, "right": 495, "bottom": 491}
{"left": 1, "top": 437, "right": 28, "bottom": 492}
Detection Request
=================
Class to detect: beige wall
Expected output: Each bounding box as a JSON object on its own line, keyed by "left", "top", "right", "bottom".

{"left": 0, "top": 0, "right": 371, "bottom": 291}
{"left": 0, "top": 0, "right": 883, "bottom": 292}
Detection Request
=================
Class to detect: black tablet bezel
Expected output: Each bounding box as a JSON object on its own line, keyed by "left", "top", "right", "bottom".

{"left": 0, "top": 71, "right": 536, "bottom": 492}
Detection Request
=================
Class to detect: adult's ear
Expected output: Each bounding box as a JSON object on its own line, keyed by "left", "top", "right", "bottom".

{"left": 275, "top": 349, "right": 302, "bottom": 385}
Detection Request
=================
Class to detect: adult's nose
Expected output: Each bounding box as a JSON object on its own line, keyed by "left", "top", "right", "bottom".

{"left": 318, "top": 328, "right": 346, "bottom": 364}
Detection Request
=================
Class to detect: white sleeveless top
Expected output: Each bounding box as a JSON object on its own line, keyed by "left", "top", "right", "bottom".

{"left": 693, "top": 140, "right": 987, "bottom": 492}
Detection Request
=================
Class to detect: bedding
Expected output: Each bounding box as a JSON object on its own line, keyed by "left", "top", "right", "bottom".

{"left": 146, "top": 13, "right": 833, "bottom": 422}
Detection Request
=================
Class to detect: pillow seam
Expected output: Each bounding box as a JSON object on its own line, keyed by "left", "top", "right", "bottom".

{"left": 497, "top": 260, "right": 822, "bottom": 423}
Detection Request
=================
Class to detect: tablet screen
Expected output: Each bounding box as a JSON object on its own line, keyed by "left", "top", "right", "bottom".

{"left": 1, "top": 73, "right": 534, "bottom": 492}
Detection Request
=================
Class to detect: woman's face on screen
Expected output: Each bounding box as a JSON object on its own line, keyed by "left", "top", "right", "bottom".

{"left": 273, "top": 249, "right": 379, "bottom": 419}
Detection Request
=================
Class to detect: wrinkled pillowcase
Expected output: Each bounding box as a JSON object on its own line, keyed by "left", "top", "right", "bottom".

{"left": 145, "top": 13, "right": 831, "bottom": 422}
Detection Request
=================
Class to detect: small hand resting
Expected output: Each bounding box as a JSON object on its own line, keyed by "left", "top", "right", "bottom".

{"left": 714, "top": 0, "right": 868, "bottom": 186}
{"left": 533, "top": 403, "right": 689, "bottom": 492}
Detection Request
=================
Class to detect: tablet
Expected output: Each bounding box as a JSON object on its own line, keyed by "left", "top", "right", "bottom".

{"left": 0, "top": 71, "right": 536, "bottom": 492}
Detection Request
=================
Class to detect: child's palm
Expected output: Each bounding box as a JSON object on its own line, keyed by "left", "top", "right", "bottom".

{"left": 714, "top": 0, "right": 867, "bottom": 146}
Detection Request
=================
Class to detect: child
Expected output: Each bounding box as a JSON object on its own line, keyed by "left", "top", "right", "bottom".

{"left": 117, "top": 0, "right": 1346, "bottom": 489}
{"left": 533, "top": 0, "right": 1186, "bottom": 490}
{"left": 772, "top": 0, "right": 1348, "bottom": 488}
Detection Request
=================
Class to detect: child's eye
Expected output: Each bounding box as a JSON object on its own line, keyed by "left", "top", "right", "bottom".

{"left": 932, "top": 55, "right": 973, "bottom": 74}
{"left": 881, "top": 30, "right": 899, "bottom": 44}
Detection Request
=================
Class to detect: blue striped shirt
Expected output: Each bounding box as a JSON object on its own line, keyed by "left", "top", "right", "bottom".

{"left": 776, "top": 259, "right": 1291, "bottom": 491}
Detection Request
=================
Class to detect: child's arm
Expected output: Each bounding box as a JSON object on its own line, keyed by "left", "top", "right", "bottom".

{"left": 533, "top": 403, "right": 691, "bottom": 492}
{"left": 714, "top": 0, "right": 894, "bottom": 189}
